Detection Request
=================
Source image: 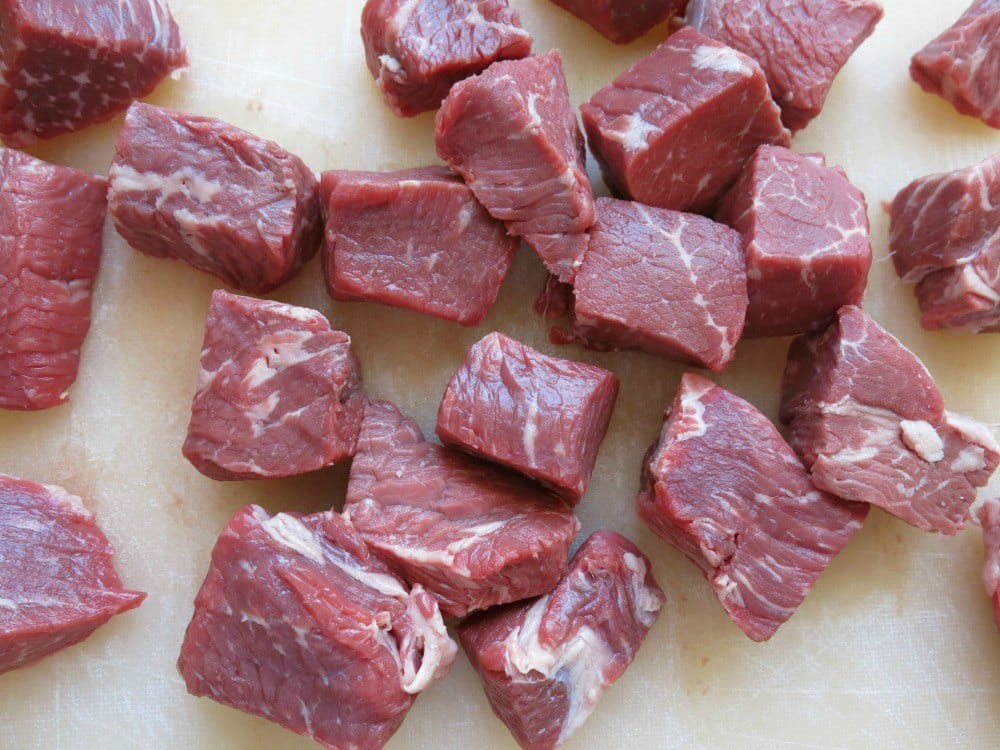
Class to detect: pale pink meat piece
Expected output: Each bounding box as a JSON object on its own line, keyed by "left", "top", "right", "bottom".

{"left": 978, "top": 498, "right": 1000, "bottom": 628}
{"left": 546, "top": 0, "right": 684, "bottom": 44}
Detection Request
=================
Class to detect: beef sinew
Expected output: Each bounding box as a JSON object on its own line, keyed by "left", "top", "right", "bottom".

{"left": 978, "top": 498, "right": 1000, "bottom": 629}
{"left": 546, "top": 0, "right": 684, "bottom": 44}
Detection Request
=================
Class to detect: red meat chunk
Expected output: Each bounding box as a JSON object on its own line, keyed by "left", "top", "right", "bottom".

{"left": 684, "top": 0, "right": 883, "bottom": 131}
{"left": 979, "top": 498, "right": 1000, "bottom": 629}
{"left": 546, "top": 0, "right": 683, "bottom": 44}
{"left": 889, "top": 154, "right": 1000, "bottom": 333}
{"left": 0, "top": 474, "right": 145, "bottom": 674}
{"left": 910, "top": 0, "right": 999, "bottom": 129}
{"left": 458, "top": 531, "right": 664, "bottom": 750}
{"left": 437, "top": 332, "right": 618, "bottom": 503}
{"left": 344, "top": 401, "right": 580, "bottom": 618}
{"left": 320, "top": 167, "right": 517, "bottom": 326}
{"left": 183, "top": 291, "right": 365, "bottom": 481}
{"left": 108, "top": 102, "right": 322, "bottom": 294}
{"left": 0, "top": 148, "right": 107, "bottom": 411}
{"left": 436, "top": 51, "right": 595, "bottom": 282}
{"left": 177, "top": 505, "right": 456, "bottom": 750}
{"left": 0, "top": 0, "right": 187, "bottom": 146}
{"left": 716, "top": 145, "right": 872, "bottom": 338}
{"left": 361, "top": 0, "right": 532, "bottom": 117}
{"left": 781, "top": 306, "right": 1000, "bottom": 534}
{"left": 639, "top": 373, "right": 867, "bottom": 641}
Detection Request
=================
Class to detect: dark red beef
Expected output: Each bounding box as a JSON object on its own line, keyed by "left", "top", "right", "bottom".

{"left": 546, "top": 0, "right": 683, "bottom": 44}
{"left": 639, "top": 373, "right": 867, "bottom": 641}
{"left": 716, "top": 145, "right": 872, "bottom": 338}
{"left": 108, "top": 102, "right": 321, "bottom": 294}
{"left": 458, "top": 531, "right": 664, "bottom": 750}
{"left": 183, "top": 291, "right": 365, "bottom": 481}
{"left": 0, "top": 474, "right": 145, "bottom": 674}
{"left": 780, "top": 306, "right": 1000, "bottom": 534}
{"left": 177, "top": 505, "right": 456, "bottom": 750}
{"left": 979, "top": 498, "right": 1000, "bottom": 629}
{"left": 0, "top": 148, "right": 107, "bottom": 411}
{"left": 0, "top": 0, "right": 186, "bottom": 146}
{"left": 362, "top": 0, "right": 532, "bottom": 117}
{"left": 320, "top": 167, "right": 517, "bottom": 326}
{"left": 344, "top": 400, "right": 580, "bottom": 618}
{"left": 436, "top": 332, "right": 618, "bottom": 503}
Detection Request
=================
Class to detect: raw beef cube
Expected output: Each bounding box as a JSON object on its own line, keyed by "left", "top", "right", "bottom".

{"left": 979, "top": 498, "right": 1000, "bottom": 628}
{"left": 546, "top": 0, "right": 683, "bottom": 44}
{"left": 716, "top": 145, "right": 872, "bottom": 338}
{"left": 0, "top": 474, "right": 145, "bottom": 674}
{"left": 570, "top": 198, "right": 747, "bottom": 371}
{"left": 638, "top": 373, "right": 867, "bottom": 641}
{"left": 780, "top": 306, "right": 1000, "bottom": 534}
{"left": 458, "top": 531, "right": 664, "bottom": 750}
{"left": 436, "top": 51, "right": 595, "bottom": 282}
{"left": 320, "top": 167, "right": 517, "bottom": 326}
{"left": 910, "top": 0, "right": 999, "bottom": 128}
{"left": 183, "top": 291, "right": 365, "bottom": 481}
{"left": 0, "top": 0, "right": 187, "bottom": 147}
{"left": 344, "top": 401, "right": 581, "bottom": 618}
{"left": 108, "top": 102, "right": 322, "bottom": 294}
{"left": 889, "top": 154, "right": 1000, "bottom": 333}
{"left": 581, "top": 28, "right": 790, "bottom": 214}
{"left": 0, "top": 149, "right": 108, "bottom": 411}
{"left": 178, "top": 505, "right": 456, "bottom": 750}
{"left": 684, "top": 0, "right": 883, "bottom": 131}
{"left": 362, "top": 0, "right": 532, "bottom": 117}
{"left": 437, "top": 332, "right": 619, "bottom": 503}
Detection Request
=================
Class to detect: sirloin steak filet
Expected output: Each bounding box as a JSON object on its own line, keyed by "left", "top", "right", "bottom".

{"left": 979, "top": 498, "right": 1000, "bottom": 629}
{"left": 344, "top": 400, "right": 580, "bottom": 618}
{"left": 177, "top": 505, "right": 456, "bottom": 750}
{"left": 183, "top": 291, "right": 365, "bottom": 482}
{"left": 108, "top": 102, "right": 322, "bottom": 294}
{"left": 0, "top": 148, "right": 108, "bottom": 411}
{"left": 638, "top": 373, "right": 868, "bottom": 642}
{"left": 546, "top": 0, "right": 684, "bottom": 45}
{"left": 781, "top": 306, "right": 1000, "bottom": 534}
{"left": 459, "top": 531, "right": 665, "bottom": 750}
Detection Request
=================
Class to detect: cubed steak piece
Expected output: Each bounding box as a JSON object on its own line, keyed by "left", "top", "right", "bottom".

{"left": 437, "top": 332, "right": 618, "bottom": 503}
{"left": 344, "top": 401, "right": 580, "bottom": 618}
{"left": 178, "top": 506, "right": 456, "bottom": 750}
{"left": 546, "top": 0, "right": 683, "bottom": 44}
{"left": 320, "top": 167, "right": 517, "bottom": 326}
{"left": 910, "top": 0, "right": 999, "bottom": 128}
{"left": 183, "top": 291, "right": 365, "bottom": 481}
{"left": 581, "top": 28, "right": 790, "bottom": 214}
{"left": 0, "top": 474, "right": 145, "bottom": 674}
{"left": 781, "top": 306, "right": 1000, "bottom": 534}
{"left": 979, "top": 498, "right": 1000, "bottom": 628}
{"left": 459, "top": 531, "right": 664, "bottom": 750}
{"left": 0, "top": 0, "right": 187, "bottom": 146}
{"left": 362, "top": 0, "right": 532, "bottom": 117}
{"left": 0, "top": 149, "right": 108, "bottom": 411}
{"left": 889, "top": 154, "right": 1000, "bottom": 333}
{"left": 638, "top": 373, "right": 867, "bottom": 641}
{"left": 436, "top": 51, "right": 595, "bottom": 282}
{"left": 716, "top": 145, "right": 872, "bottom": 338}
{"left": 108, "top": 102, "right": 322, "bottom": 294}
{"left": 684, "top": 0, "right": 883, "bottom": 131}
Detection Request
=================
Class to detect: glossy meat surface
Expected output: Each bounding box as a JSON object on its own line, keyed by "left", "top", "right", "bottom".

{"left": 546, "top": 0, "right": 683, "bottom": 44}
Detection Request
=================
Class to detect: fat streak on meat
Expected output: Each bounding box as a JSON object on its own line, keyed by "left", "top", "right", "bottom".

{"left": 978, "top": 498, "right": 1000, "bottom": 629}
{"left": 545, "top": 0, "right": 684, "bottom": 44}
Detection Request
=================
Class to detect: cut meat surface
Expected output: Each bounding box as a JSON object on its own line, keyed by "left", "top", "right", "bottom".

{"left": 458, "top": 531, "right": 664, "bottom": 750}
{"left": 684, "top": 0, "right": 883, "bottom": 130}
{"left": 546, "top": 0, "right": 683, "bottom": 44}
{"left": 581, "top": 28, "right": 790, "bottom": 214}
{"left": 0, "top": 0, "right": 187, "bottom": 146}
{"left": 0, "top": 474, "right": 145, "bottom": 674}
{"left": 889, "top": 154, "right": 1000, "bottom": 332}
{"left": 638, "top": 373, "right": 867, "bottom": 641}
{"left": 344, "top": 401, "right": 580, "bottom": 618}
{"left": 361, "top": 0, "right": 532, "bottom": 117}
{"left": 716, "top": 145, "right": 872, "bottom": 338}
{"left": 780, "top": 306, "right": 1000, "bottom": 534}
{"left": 183, "top": 291, "right": 365, "bottom": 481}
{"left": 320, "top": 167, "right": 517, "bottom": 326}
{"left": 437, "top": 332, "right": 619, "bottom": 503}
{"left": 436, "top": 51, "right": 595, "bottom": 282}
{"left": 979, "top": 498, "right": 1000, "bottom": 628}
{"left": 0, "top": 148, "right": 108, "bottom": 411}
{"left": 177, "top": 505, "right": 456, "bottom": 750}
{"left": 910, "top": 0, "right": 999, "bottom": 128}
{"left": 108, "top": 102, "right": 322, "bottom": 294}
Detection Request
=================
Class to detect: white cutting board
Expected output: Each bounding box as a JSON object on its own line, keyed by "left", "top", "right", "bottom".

{"left": 1, "top": 1, "right": 998, "bottom": 747}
